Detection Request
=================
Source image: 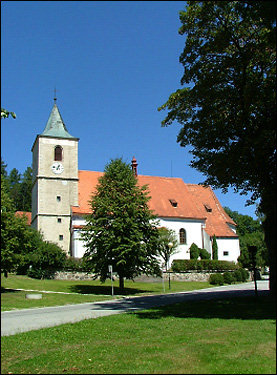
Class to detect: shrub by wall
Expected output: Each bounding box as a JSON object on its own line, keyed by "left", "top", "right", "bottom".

{"left": 209, "top": 273, "right": 224, "bottom": 285}
{"left": 223, "top": 271, "right": 234, "bottom": 284}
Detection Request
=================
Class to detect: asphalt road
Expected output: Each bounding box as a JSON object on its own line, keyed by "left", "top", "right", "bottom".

{"left": 1, "top": 280, "right": 269, "bottom": 337}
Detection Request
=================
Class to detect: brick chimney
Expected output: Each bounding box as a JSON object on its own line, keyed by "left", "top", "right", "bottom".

{"left": 131, "top": 156, "right": 138, "bottom": 177}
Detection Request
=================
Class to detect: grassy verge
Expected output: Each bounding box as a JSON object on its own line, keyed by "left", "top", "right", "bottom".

{"left": 1, "top": 295, "right": 275, "bottom": 374}
{"left": 1, "top": 274, "right": 212, "bottom": 311}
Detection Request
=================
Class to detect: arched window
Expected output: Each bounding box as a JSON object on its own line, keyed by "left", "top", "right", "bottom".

{"left": 54, "top": 146, "right": 63, "bottom": 161}
{"left": 179, "top": 228, "right": 186, "bottom": 244}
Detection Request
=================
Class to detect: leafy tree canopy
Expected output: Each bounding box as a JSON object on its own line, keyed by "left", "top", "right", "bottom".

{"left": 1, "top": 108, "right": 16, "bottom": 119}
{"left": 82, "top": 158, "right": 161, "bottom": 290}
{"left": 158, "top": 0, "right": 276, "bottom": 294}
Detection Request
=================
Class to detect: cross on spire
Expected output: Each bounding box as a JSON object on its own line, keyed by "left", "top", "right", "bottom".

{"left": 54, "top": 87, "right": 57, "bottom": 103}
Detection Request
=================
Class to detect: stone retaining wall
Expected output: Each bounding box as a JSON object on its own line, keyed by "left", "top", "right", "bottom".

{"left": 54, "top": 271, "right": 219, "bottom": 282}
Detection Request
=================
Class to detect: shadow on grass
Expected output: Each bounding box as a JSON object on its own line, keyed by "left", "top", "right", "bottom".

{"left": 1, "top": 287, "right": 18, "bottom": 294}
{"left": 133, "top": 293, "right": 276, "bottom": 321}
{"left": 69, "top": 284, "right": 152, "bottom": 296}
{"left": 89, "top": 289, "right": 275, "bottom": 321}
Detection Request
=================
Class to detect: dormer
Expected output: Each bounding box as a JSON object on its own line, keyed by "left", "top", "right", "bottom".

{"left": 169, "top": 198, "right": 178, "bottom": 207}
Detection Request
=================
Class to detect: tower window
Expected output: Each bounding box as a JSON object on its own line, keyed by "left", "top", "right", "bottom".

{"left": 59, "top": 235, "right": 63, "bottom": 241}
{"left": 57, "top": 196, "right": 61, "bottom": 202}
{"left": 179, "top": 228, "right": 187, "bottom": 244}
{"left": 54, "top": 145, "right": 63, "bottom": 161}
{"left": 57, "top": 218, "right": 62, "bottom": 223}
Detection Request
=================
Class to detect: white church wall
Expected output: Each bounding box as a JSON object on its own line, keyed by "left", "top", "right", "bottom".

{"left": 155, "top": 217, "right": 205, "bottom": 266}
{"left": 71, "top": 215, "right": 240, "bottom": 264}
{"left": 216, "top": 237, "right": 240, "bottom": 263}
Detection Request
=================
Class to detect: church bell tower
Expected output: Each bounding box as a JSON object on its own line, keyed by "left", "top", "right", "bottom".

{"left": 31, "top": 99, "right": 79, "bottom": 255}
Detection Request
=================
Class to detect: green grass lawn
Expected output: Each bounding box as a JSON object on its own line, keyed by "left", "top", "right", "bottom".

{"left": 1, "top": 274, "right": 212, "bottom": 311}
{"left": 1, "top": 295, "right": 275, "bottom": 374}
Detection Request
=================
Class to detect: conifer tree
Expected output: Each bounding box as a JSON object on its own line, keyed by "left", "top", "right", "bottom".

{"left": 82, "top": 158, "right": 161, "bottom": 291}
{"left": 212, "top": 235, "right": 218, "bottom": 260}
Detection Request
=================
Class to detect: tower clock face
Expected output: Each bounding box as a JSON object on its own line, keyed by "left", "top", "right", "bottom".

{"left": 51, "top": 162, "right": 64, "bottom": 174}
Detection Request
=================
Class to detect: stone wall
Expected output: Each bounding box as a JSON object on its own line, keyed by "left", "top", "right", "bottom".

{"left": 54, "top": 271, "right": 217, "bottom": 282}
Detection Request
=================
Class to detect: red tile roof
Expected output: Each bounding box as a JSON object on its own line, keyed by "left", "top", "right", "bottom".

{"left": 15, "top": 211, "right": 32, "bottom": 226}
{"left": 72, "top": 171, "right": 237, "bottom": 238}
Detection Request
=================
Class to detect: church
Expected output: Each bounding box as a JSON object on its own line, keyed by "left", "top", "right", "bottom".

{"left": 30, "top": 101, "right": 240, "bottom": 265}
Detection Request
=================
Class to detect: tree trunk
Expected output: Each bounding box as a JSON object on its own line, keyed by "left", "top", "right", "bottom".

{"left": 119, "top": 274, "right": 124, "bottom": 291}
{"left": 261, "top": 192, "right": 276, "bottom": 297}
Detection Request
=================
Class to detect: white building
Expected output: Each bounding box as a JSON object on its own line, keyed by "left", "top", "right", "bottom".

{"left": 31, "top": 102, "right": 240, "bottom": 264}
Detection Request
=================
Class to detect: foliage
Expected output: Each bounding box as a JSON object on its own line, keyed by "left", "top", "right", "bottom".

{"left": 171, "top": 259, "right": 238, "bottom": 272}
{"left": 223, "top": 271, "right": 234, "bottom": 284}
{"left": 1, "top": 159, "right": 33, "bottom": 211}
{"left": 189, "top": 243, "right": 199, "bottom": 259}
{"left": 63, "top": 256, "right": 86, "bottom": 272}
{"left": 189, "top": 243, "right": 211, "bottom": 260}
{"left": 224, "top": 207, "right": 268, "bottom": 268}
{"left": 1, "top": 177, "right": 66, "bottom": 278}
{"left": 1, "top": 108, "right": 16, "bottom": 119}
{"left": 156, "top": 227, "right": 179, "bottom": 270}
{"left": 81, "top": 158, "right": 161, "bottom": 290}
{"left": 199, "top": 247, "right": 211, "bottom": 260}
{"left": 1, "top": 179, "right": 26, "bottom": 276}
{"left": 209, "top": 273, "right": 224, "bottom": 286}
{"left": 26, "top": 241, "right": 66, "bottom": 279}
{"left": 212, "top": 235, "right": 218, "bottom": 260}
{"left": 158, "top": 0, "right": 276, "bottom": 294}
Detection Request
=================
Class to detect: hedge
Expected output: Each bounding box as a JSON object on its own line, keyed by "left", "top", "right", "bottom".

{"left": 209, "top": 268, "right": 250, "bottom": 285}
{"left": 171, "top": 259, "right": 239, "bottom": 272}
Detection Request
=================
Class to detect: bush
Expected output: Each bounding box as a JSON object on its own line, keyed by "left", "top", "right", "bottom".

{"left": 223, "top": 271, "right": 234, "bottom": 284}
{"left": 63, "top": 256, "right": 85, "bottom": 271}
{"left": 199, "top": 248, "right": 211, "bottom": 260}
{"left": 240, "top": 268, "right": 250, "bottom": 282}
{"left": 209, "top": 273, "right": 224, "bottom": 285}
{"left": 190, "top": 243, "right": 199, "bottom": 259}
{"left": 233, "top": 268, "right": 249, "bottom": 282}
{"left": 26, "top": 241, "right": 66, "bottom": 279}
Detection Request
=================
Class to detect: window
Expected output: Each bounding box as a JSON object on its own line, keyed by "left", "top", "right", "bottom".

{"left": 54, "top": 145, "right": 63, "bottom": 161}
{"left": 57, "top": 196, "right": 61, "bottom": 202}
{"left": 179, "top": 228, "right": 186, "bottom": 244}
{"left": 223, "top": 251, "right": 229, "bottom": 256}
{"left": 59, "top": 235, "right": 63, "bottom": 241}
{"left": 57, "top": 218, "right": 62, "bottom": 223}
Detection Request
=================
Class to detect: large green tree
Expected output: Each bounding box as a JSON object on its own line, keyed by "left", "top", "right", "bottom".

{"left": 159, "top": 1, "right": 276, "bottom": 294}
{"left": 1, "top": 178, "right": 66, "bottom": 278}
{"left": 81, "top": 158, "right": 161, "bottom": 290}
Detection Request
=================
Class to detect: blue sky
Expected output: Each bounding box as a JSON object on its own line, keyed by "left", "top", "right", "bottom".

{"left": 1, "top": 1, "right": 259, "bottom": 218}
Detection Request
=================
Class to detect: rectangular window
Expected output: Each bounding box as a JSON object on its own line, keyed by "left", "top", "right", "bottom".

{"left": 223, "top": 251, "right": 229, "bottom": 256}
{"left": 57, "top": 218, "right": 62, "bottom": 223}
{"left": 59, "top": 235, "right": 63, "bottom": 241}
{"left": 57, "top": 196, "right": 61, "bottom": 202}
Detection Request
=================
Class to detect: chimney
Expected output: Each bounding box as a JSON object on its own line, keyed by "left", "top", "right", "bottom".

{"left": 131, "top": 156, "right": 138, "bottom": 177}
